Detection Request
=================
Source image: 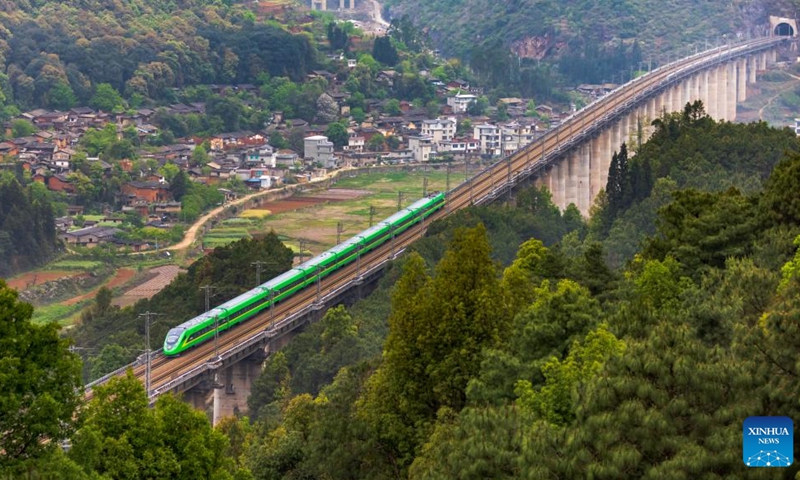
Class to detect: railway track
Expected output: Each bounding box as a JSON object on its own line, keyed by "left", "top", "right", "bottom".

{"left": 85, "top": 36, "right": 786, "bottom": 403}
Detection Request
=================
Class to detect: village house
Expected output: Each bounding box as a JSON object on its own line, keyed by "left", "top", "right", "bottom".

{"left": 47, "top": 174, "right": 77, "bottom": 194}
{"left": 272, "top": 149, "right": 298, "bottom": 168}
{"left": 121, "top": 181, "right": 171, "bottom": 203}
{"left": 59, "top": 226, "right": 120, "bottom": 248}
{"left": 447, "top": 93, "right": 478, "bottom": 114}
{"left": 408, "top": 136, "right": 433, "bottom": 163}
{"left": 420, "top": 117, "right": 457, "bottom": 144}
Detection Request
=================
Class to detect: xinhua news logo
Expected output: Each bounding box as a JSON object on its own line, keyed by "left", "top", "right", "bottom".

{"left": 743, "top": 416, "right": 793, "bottom": 467}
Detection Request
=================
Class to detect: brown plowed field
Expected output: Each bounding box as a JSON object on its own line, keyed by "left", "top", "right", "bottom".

{"left": 256, "top": 189, "right": 370, "bottom": 215}
{"left": 114, "top": 265, "right": 185, "bottom": 308}
{"left": 4, "top": 271, "right": 82, "bottom": 291}
{"left": 63, "top": 268, "right": 136, "bottom": 306}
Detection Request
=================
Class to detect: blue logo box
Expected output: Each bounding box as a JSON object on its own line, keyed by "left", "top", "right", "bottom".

{"left": 743, "top": 416, "right": 793, "bottom": 467}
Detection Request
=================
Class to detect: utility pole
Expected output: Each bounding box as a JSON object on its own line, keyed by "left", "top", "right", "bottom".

{"left": 315, "top": 264, "right": 322, "bottom": 305}
{"left": 397, "top": 191, "right": 404, "bottom": 211}
{"left": 139, "top": 311, "right": 161, "bottom": 397}
{"left": 299, "top": 238, "right": 308, "bottom": 263}
{"left": 369, "top": 205, "right": 376, "bottom": 227}
{"left": 336, "top": 222, "right": 345, "bottom": 245}
{"left": 199, "top": 285, "right": 217, "bottom": 358}
{"left": 251, "top": 261, "right": 268, "bottom": 286}
{"left": 422, "top": 176, "right": 428, "bottom": 197}
{"left": 506, "top": 155, "right": 512, "bottom": 203}
{"left": 445, "top": 163, "right": 450, "bottom": 192}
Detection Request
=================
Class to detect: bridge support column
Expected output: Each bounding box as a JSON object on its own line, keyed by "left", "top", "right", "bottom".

{"left": 183, "top": 387, "right": 211, "bottom": 415}
{"left": 672, "top": 84, "right": 683, "bottom": 113}
{"left": 709, "top": 65, "right": 721, "bottom": 120}
{"left": 552, "top": 162, "right": 565, "bottom": 210}
{"left": 646, "top": 96, "right": 657, "bottom": 122}
{"left": 664, "top": 86, "right": 675, "bottom": 113}
{"left": 590, "top": 133, "right": 603, "bottom": 204}
{"left": 727, "top": 62, "right": 737, "bottom": 121}
{"left": 770, "top": 49, "right": 777, "bottom": 65}
{"left": 212, "top": 358, "right": 262, "bottom": 425}
{"left": 565, "top": 150, "right": 578, "bottom": 209}
{"left": 748, "top": 55, "right": 757, "bottom": 83}
{"left": 759, "top": 52, "right": 767, "bottom": 71}
{"left": 737, "top": 58, "right": 747, "bottom": 102}
{"left": 576, "top": 143, "right": 591, "bottom": 216}
{"left": 717, "top": 64, "right": 729, "bottom": 121}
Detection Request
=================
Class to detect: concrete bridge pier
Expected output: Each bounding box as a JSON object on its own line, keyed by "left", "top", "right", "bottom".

{"left": 727, "top": 62, "right": 737, "bottom": 120}
{"left": 552, "top": 161, "right": 563, "bottom": 208}
{"left": 576, "top": 143, "right": 591, "bottom": 214}
{"left": 748, "top": 55, "right": 757, "bottom": 83}
{"left": 737, "top": 59, "right": 747, "bottom": 102}
{"left": 759, "top": 52, "right": 767, "bottom": 71}
{"left": 672, "top": 83, "right": 683, "bottom": 113}
{"left": 212, "top": 355, "right": 264, "bottom": 425}
{"left": 564, "top": 150, "right": 578, "bottom": 208}
{"left": 705, "top": 68, "right": 717, "bottom": 118}
{"left": 716, "top": 64, "right": 728, "bottom": 121}
{"left": 589, "top": 133, "right": 603, "bottom": 204}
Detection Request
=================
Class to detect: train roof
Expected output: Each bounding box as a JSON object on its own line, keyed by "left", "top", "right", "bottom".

{"left": 177, "top": 307, "right": 227, "bottom": 330}
{"left": 262, "top": 268, "right": 306, "bottom": 290}
{"left": 357, "top": 223, "right": 390, "bottom": 240}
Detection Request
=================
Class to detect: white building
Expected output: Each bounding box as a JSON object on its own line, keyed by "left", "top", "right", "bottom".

{"left": 473, "top": 124, "right": 501, "bottom": 156}
{"left": 304, "top": 135, "right": 336, "bottom": 168}
{"left": 408, "top": 135, "right": 433, "bottom": 163}
{"left": 242, "top": 145, "right": 276, "bottom": 168}
{"left": 421, "top": 117, "right": 457, "bottom": 143}
{"left": 447, "top": 93, "right": 478, "bottom": 114}
{"left": 440, "top": 137, "right": 480, "bottom": 155}
{"left": 499, "top": 121, "right": 536, "bottom": 155}
{"left": 345, "top": 135, "right": 365, "bottom": 152}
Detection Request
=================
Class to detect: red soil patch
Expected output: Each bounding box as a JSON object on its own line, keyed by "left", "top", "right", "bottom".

{"left": 5, "top": 271, "right": 83, "bottom": 291}
{"left": 63, "top": 268, "right": 136, "bottom": 306}
{"left": 254, "top": 189, "right": 370, "bottom": 215}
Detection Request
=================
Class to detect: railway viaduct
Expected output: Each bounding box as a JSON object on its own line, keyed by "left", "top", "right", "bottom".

{"left": 87, "top": 32, "right": 795, "bottom": 425}
{"left": 540, "top": 33, "right": 794, "bottom": 215}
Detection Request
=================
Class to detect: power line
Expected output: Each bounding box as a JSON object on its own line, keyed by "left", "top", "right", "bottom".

{"left": 139, "top": 311, "right": 162, "bottom": 397}
{"left": 336, "top": 222, "right": 345, "bottom": 245}
{"left": 199, "top": 285, "right": 218, "bottom": 359}
{"left": 251, "top": 261, "right": 268, "bottom": 286}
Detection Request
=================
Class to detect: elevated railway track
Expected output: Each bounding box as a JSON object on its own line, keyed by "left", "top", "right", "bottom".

{"left": 86, "top": 36, "right": 788, "bottom": 403}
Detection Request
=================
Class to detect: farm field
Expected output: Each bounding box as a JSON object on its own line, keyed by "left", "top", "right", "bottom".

{"left": 202, "top": 168, "right": 471, "bottom": 256}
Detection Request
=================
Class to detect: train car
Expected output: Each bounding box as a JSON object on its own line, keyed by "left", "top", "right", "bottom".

{"left": 163, "top": 192, "right": 445, "bottom": 356}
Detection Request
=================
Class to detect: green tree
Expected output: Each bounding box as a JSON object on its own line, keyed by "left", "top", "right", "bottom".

{"left": 72, "top": 370, "right": 238, "bottom": 478}
{"left": 324, "top": 121, "right": 349, "bottom": 148}
{"left": 372, "top": 36, "right": 399, "bottom": 66}
{"left": 89, "top": 83, "right": 124, "bottom": 112}
{"left": 350, "top": 107, "right": 366, "bottom": 124}
{"left": 384, "top": 98, "right": 401, "bottom": 116}
{"left": 366, "top": 132, "right": 385, "bottom": 152}
{"left": 48, "top": 81, "right": 77, "bottom": 110}
{"left": 515, "top": 324, "right": 625, "bottom": 425}
{"left": 363, "top": 224, "right": 506, "bottom": 473}
{"left": 0, "top": 280, "right": 82, "bottom": 467}
{"left": 10, "top": 118, "right": 36, "bottom": 138}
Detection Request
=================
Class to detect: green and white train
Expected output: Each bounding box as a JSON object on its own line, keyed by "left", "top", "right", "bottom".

{"left": 163, "top": 192, "right": 446, "bottom": 356}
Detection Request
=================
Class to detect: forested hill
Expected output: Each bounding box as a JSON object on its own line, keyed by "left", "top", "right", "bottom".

{"left": 384, "top": 0, "right": 792, "bottom": 85}
{"left": 0, "top": 0, "right": 316, "bottom": 112}
{"left": 234, "top": 108, "right": 800, "bottom": 478}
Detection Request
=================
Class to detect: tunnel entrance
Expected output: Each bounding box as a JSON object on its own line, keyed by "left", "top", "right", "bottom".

{"left": 775, "top": 22, "right": 795, "bottom": 36}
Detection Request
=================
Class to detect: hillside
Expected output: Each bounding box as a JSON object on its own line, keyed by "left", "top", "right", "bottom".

{"left": 384, "top": 0, "right": 794, "bottom": 83}
{"left": 0, "top": 0, "right": 316, "bottom": 111}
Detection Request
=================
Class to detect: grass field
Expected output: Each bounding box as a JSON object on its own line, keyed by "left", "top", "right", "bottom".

{"left": 48, "top": 260, "right": 105, "bottom": 270}
{"left": 228, "top": 169, "right": 471, "bottom": 256}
